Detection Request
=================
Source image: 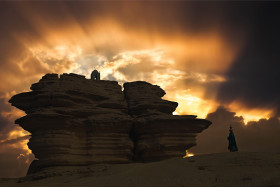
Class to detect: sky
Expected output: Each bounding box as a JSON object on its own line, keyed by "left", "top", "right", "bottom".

{"left": 0, "top": 1, "right": 280, "bottom": 178}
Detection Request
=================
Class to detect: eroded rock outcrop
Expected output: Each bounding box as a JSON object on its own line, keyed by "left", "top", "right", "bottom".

{"left": 9, "top": 73, "right": 211, "bottom": 173}
{"left": 10, "top": 73, "right": 133, "bottom": 171}
{"left": 123, "top": 81, "right": 178, "bottom": 117}
{"left": 124, "top": 81, "right": 211, "bottom": 161}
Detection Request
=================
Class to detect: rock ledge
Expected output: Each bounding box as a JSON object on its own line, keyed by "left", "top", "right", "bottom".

{"left": 9, "top": 73, "right": 211, "bottom": 174}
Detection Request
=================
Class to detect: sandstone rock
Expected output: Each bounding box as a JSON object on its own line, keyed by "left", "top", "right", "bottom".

{"left": 123, "top": 81, "right": 211, "bottom": 161}
{"left": 123, "top": 81, "right": 178, "bottom": 117}
{"left": 10, "top": 73, "right": 133, "bottom": 172}
{"left": 9, "top": 73, "right": 211, "bottom": 174}
{"left": 133, "top": 115, "right": 211, "bottom": 161}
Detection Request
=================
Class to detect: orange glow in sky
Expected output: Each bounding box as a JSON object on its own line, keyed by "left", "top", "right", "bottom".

{"left": 2, "top": 19, "right": 272, "bottom": 149}
{"left": 0, "top": 3, "right": 275, "bottom": 173}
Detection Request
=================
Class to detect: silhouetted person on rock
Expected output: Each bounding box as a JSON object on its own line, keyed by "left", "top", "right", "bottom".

{"left": 91, "top": 70, "right": 100, "bottom": 80}
{"left": 228, "top": 125, "right": 238, "bottom": 152}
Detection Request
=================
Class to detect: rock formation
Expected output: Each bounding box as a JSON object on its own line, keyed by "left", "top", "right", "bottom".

{"left": 124, "top": 81, "right": 211, "bottom": 161}
{"left": 9, "top": 73, "right": 211, "bottom": 173}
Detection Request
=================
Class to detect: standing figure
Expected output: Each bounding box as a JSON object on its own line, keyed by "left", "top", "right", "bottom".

{"left": 228, "top": 125, "right": 238, "bottom": 152}
{"left": 91, "top": 70, "right": 100, "bottom": 80}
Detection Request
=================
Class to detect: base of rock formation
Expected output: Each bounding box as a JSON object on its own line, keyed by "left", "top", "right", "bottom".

{"left": 1, "top": 152, "right": 280, "bottom": 187}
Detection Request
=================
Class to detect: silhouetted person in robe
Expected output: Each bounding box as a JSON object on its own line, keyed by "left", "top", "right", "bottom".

{"left": 91, "top": 70, "right": 100, "bottom": 80}
{"left": 228, "top": 125, "right": 238, "bottom": 152}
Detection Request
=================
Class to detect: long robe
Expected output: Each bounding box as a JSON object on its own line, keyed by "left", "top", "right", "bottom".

{"left": 228, "top": 131, "right": 238, "bottom": 152}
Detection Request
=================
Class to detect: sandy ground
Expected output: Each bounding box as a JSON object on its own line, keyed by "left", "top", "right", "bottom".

{"left": 1, "top": 152, "right": 280, "bottom": 187}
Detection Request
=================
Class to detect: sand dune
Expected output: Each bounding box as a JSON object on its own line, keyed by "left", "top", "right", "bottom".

{"left": 1, "top": 152, "right": 280, "bottom": 187}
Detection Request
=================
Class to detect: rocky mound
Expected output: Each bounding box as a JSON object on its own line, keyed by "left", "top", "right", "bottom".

{"left": 9, "top": 73, "right": 211, "bottom": 174}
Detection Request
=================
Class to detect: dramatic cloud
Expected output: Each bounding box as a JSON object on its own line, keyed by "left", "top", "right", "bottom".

{"left": 0, "top": 96, "right": 33, "bottom": 177}
{"left": 217, "top": 3, "right": 280, "bottom": 117}
{"left": 0, "top": 142, "right": 34, "bottom": 177}
{"left": 190, "top": 107, "right": 280, "bottom": 154}
{"left": 0, "top": 1, "right": 279, "bottom": 177}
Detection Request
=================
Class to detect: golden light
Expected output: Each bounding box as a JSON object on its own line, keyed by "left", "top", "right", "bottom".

{"left": 0, "top": 102, "right": 33, "bottom": 164}
{"left": 1, "top": 7, "right": 264, "bottom": 161}
{"left": 14, "top": 140, "right": 32, "bottom": 165}
{"left": 17, "top": 154, "right": 25, "bottom": 160}
{"left": 228, "top": 102, "right": 273, "bottom": 124}
{"left": 164, "top": 92, "right": 217, "bottom": 119}
{"left": 8, "top": 130, "right": 28, "bottom": 140}
{"left": 0, "top": 128, "right": 33, "bottom": 164}
{"left": 183, "top": 150, "right": 195, "bottom": 158}
{"left": 6, "top": 129, "right": 32, "bottom": 154}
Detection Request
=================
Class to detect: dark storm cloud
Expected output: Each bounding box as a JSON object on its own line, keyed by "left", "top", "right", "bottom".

{"left": 0, "top": 4, "right": 51, "bottom": 94}
{"left": 0, "top": 146, "right": 33, "bottom": 178}
{"left": 0, "top": 1, "right": 257, "bottom": 42}
{"left": 189, "top": 107, "right": 280, "bottom": 154}
{"left": 0, "top": 98, "right": 14, "bottom": 135}
{"left": 217, "top": 2, "right": 280, "bottom": 115}
{"left": 0, "top": 113, "right": 9, "bottom": 132}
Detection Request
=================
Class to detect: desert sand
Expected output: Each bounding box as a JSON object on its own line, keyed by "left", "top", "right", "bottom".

{"left": 1, "top": 152, "right": 279, "bottom": 187}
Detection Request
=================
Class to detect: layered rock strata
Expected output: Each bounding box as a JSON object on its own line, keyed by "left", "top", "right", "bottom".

{"left": 10, "top": 73, "right": 133, "bottom": 170}
{"left": 124, "top": 82, "right": 211, "bottom": 161}
{"left": 123, "top": 81, "right": 178, "bottom": 117}
{"left": 9, "top": 73, "right": 211, "bottom": 172}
